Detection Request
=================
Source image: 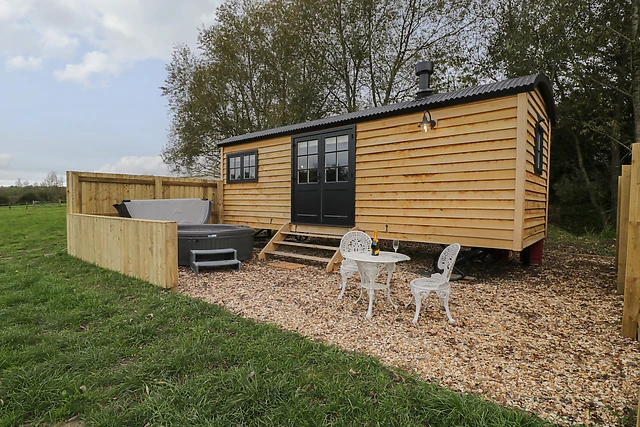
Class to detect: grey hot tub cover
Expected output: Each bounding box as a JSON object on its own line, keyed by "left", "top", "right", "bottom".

{"left": 113, "top": 198, "right": 213, "bottom": 224}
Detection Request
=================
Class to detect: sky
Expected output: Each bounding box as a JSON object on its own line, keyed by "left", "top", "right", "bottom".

{"left": 0, "top": 0, "right": 223, "bottom": 187}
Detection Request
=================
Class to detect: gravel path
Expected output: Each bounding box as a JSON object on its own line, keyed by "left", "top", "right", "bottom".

{"left": 178, "top": 241, "right": 640, "bottom": 426}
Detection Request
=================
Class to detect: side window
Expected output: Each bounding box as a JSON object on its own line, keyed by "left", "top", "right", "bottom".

{"left": 227, "top": 150, "right": 258, "bottom": 183}
{"left": 534, "top": 123, "right": 544, "bottom": 175}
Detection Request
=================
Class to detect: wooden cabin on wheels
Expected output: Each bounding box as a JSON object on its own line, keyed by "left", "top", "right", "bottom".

{"left": 218, "top": 61, "right": 556, "bottom": 272}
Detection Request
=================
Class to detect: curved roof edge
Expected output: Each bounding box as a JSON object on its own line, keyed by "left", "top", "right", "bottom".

{"left": 220, "top": 72, "right": 556, "bottom": 146}
{"left": 531, "top": 73, "right": 556, "bottom": 125}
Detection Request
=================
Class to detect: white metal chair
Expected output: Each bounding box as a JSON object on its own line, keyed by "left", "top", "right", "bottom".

{"left": 338, "top": 231, "right": 372, "bottom": 299}
{"left": 406, "top": 243, "right": 461, "bottom": 324}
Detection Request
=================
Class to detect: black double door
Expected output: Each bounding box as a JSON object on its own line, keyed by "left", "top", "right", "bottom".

{"left": 291, "top": 127, "right": 356, "bottom": 227}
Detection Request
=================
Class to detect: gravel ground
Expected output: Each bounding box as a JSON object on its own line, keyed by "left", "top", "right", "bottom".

{"left": 177, "top": 239, "right": 640, "bottom": 426}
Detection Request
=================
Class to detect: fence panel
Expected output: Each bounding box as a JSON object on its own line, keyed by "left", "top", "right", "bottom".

{"left": 622, "top": 144, "right": 640, "bottom": 339}
{"left": 67, "top": 214, "right": 178, "bottom": 289}
{"left": 66, "top": 171, "right": 223, "bottom": 223}
{"left": 618, "top": 165, "right": 632, "bottom": 294}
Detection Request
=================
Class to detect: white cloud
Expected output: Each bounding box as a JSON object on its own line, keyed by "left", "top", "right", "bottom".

{"left": 98, "top": 156, "right": 170, "bottom": 176}
{"left": 40, "top": 28, "right": 79, "bottom": 51}
{"left": 0, "top": 153, "right": 14, "bottom": 167}
{"left": 0, "top": 0, "right": 222, "bottom": 84}
{"left": 5, "top": 55, "right": 42, "bottom": 70}
{"left": 54, "top": 51, "right": 118, "bottom": 84}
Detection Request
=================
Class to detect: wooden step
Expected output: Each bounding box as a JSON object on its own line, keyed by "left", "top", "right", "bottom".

{"left": 263, "top": 250, "right": 331, "bottom": 263}
{"left": 278, "top": 240, "right": 338, "bottom": 251}
{"left": 290, "top": 224, "right": 350, "bottom": 237}
{"left": 282, "top": 231, "right": 343, "bottom": 240}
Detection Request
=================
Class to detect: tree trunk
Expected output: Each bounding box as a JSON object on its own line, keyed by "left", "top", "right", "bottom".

{"left": 572, "top": 131, "right": 609, "bottom": 229}
{"left": 611, "top": 92, "right": 624, "bottom": 214}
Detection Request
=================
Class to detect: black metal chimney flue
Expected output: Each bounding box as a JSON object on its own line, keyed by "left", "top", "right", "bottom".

{"left": 415, "top": 61, "right": 434, "bottom": 99}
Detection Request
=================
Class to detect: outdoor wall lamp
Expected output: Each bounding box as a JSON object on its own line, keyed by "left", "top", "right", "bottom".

{"left": 420, "top": 110, "right": 436, "bottom": 132}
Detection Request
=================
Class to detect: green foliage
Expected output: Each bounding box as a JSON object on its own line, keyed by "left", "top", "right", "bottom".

{"left": 161, "top": 0, "right": 484, "bottom": 177}
{"left": 484, "top": 0, "right": 636, "bottom": 231}
{"left": 545, "top": 225, "right": 616, "bottom": 256}
{"left": 0, "top": 185, "right": 65, "bottom": 205}
{"left": 160, "top": 0, "right": 640, "bottom": 233}
{"left": 0, "top": 207, "right": 558, "bottom": 426}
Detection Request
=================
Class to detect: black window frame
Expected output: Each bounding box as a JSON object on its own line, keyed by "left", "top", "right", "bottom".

{"left": 227, "top": 150, "right": 258, "bottom": 183}
{"left": 534, "top": 122, "right": 544, "bottom": 175}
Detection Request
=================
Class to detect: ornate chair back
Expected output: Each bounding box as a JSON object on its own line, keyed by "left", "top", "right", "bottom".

{"left": 339, "top": 231, "right": 372, "bottom": 258}
{"left": 337, "top": 230, "right": 373, "bottom": 300}
{"left": 437, "top": 243, "right": 461, "bottom": 281}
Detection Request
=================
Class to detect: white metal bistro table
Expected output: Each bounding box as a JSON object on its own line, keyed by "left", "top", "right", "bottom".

{"left": 343, "top": 250, "right": 410, "bottom": 319}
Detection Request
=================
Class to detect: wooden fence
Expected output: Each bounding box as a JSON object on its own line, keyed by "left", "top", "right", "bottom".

{"left": 67, "top": 213, "right": 178, "bottom": 289}
{"left": 66, "top": 171, "right": 223, "bottom": 222}
{"left": 616, "top": 146, "right": 640, "bottom": 427}
{"left": 617, "top": 143, "right": 640, "bottom": 341}
{"left": 65, "top": 171, "right": 223, "bottom": 290}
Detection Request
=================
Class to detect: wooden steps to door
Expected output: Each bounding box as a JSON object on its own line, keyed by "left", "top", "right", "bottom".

{"left": 258, "top": 223, "right": 351, "bottom": 272}
{"left": 261, "top": 250, "right": 332, "bottom": 263}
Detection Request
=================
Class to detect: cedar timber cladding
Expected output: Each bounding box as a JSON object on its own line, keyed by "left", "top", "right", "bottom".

{"left": 356, "top": 96, "right": 519, "bottom": 250}
{"left": 523, "top": 89, "right": 551, "bottom": 248}
{"left": 222, "top": 136, "right": 291, "bottom": 229}
{"left": 220, "top": 72, "right": 554, "bottom": 252}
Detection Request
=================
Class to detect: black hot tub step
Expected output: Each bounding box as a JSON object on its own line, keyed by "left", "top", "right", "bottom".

{"left": 193, "top": 259, "right": 241, "bottom": 268}
{"left": 191, "top": 249, "right": 236, "bottom": 256}
{"left": 190, "top": 249, "right": 241, "bottom": 275}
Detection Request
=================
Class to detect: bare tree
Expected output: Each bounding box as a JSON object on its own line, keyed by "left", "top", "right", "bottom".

{"left": 42, "top": 171, "right": 63, "bottom": 188}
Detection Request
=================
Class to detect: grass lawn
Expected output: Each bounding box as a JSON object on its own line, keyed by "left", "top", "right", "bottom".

{"left": 545, "top": 225, "right": 617, "bottom": 257}
{"left": 0, "top": 206, "right": 589, "bottom": 426}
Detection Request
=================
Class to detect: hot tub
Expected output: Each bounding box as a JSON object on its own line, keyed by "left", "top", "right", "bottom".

{"left": 177, "top": 224, "right": 254, "bottom": 266}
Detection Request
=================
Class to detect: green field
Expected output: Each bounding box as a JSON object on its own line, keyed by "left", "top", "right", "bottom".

{"left": 0, "top": 206, "right": 573, "bottom": 426}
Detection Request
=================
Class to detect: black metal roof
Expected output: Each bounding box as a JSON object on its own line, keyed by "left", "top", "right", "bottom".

{"left": 219, "top": 73, "right": 555, "bottom": 146}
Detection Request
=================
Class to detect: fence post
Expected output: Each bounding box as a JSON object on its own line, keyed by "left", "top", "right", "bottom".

{"left": 618, "top": 166, "right": 632, "bottom": 293}
{"left": 216, "top": 180, "right": 224, "bottom": 224}
{"left": 66, "top": 171, "right": 82, "bottom": 214}
{"left": 154, "top": 176, "right": 163, "bottom": 200}
{"left": 616, "top": 176, "right": 621, "bottom": 266}
{"left": 622, "top": 143, "right": 640, "bottom": 339}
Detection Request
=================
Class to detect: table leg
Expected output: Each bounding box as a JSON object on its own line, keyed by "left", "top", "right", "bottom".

{"left": 355, "top": 286, "right": 363, "bottom": 304}
{"left": 385, "top": 262, "right": 396, "bottom": 287}
{"left": 356, "top": 260, "right": 399, "bottom": 318}
{"left": 366, "top": 288, "right": 374, "bottom": 319}
{"left": 384, "top": 262, "right": 398, "bottom": 309}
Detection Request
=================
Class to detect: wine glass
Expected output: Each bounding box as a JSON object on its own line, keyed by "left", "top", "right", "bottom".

{"left": 392, "top": 239, "right": 400, "bottom": 253}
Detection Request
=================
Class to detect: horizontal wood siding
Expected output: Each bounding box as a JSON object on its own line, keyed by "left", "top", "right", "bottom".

{"left": 354, "top": 96, "right": 519, "bottom": 249}
{"left": 220, "top": 91, "right": 549, "bottom": 251}
{"left": 522, "top": 89, "right": 551, "bottom": 247}
{"left": 66, "top": 171, "right": 221, "bottom": 222}
{"left": 222, "top": 136, "right": 291, "bottom": 228}
{"left": 67, "top": 214, "right": 178, "bottom": 289}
